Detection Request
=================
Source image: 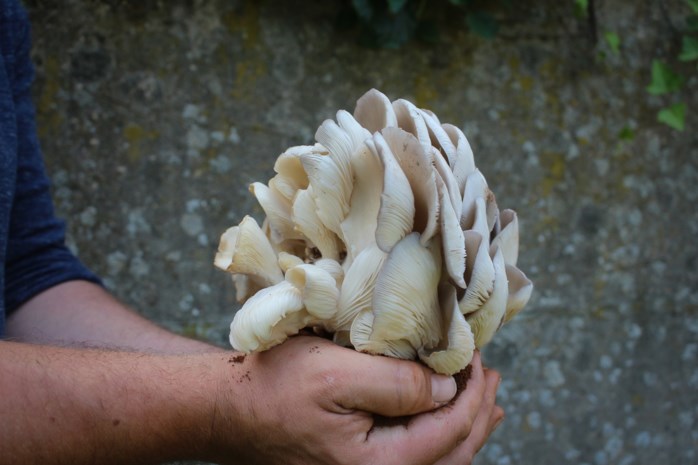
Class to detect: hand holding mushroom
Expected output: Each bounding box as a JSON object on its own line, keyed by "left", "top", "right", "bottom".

{"left": 215, "top": 89, "right": 533, "bottom": 376}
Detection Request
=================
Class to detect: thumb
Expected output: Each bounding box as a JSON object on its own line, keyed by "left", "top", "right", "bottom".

{"left": 332, "top": 352, "right": 457, "bottom": 417}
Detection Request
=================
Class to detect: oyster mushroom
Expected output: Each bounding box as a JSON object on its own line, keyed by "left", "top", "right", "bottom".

{"left": 366, "top": 132, "right": 415, "bottom": 252}
{"left": 418, "top": 285, "right": 475, "bottom": 375}
{"left": 369, "top": 232, "right": 442, "bottom": 351}
{"left": 214, "top": 88, "right": 533, "bottom": 375}
{"left": 214, "top": 215, "right": 284, "bottom": 289}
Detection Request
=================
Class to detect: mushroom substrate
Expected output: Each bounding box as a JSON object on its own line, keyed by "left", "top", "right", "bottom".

{"left": 214, "top": 89, "right": 533, "bottom": 375}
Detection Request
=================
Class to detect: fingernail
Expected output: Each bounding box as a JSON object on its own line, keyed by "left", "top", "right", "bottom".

{"left": 431, "top": 374, "right": 457, "bottom": 404}
{"left": 493, "top": 417, "right": 504, "bottom": 431}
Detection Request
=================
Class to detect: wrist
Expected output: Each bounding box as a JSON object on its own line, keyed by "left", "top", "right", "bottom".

{"left": 181, "top": 351, "right": 254, "bottom": 464}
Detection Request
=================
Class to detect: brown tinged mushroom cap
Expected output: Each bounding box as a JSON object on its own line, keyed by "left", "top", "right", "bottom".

{"left": 354, "top": 88, "right": 398, "bottom": 133}
{"left": 435, "top": 174, "right": 467, "bottom": 289}
{"left": 381, "top": 127, "right": 440, "bottom": 246}
{"left": 392, "top": 98, "right": 431, "bottom": 150}
{"left": 431, "top": 146, "right": 463, "bottom": 221}
{"left": 367, "top": 132, "right": 415, "bottom": 253}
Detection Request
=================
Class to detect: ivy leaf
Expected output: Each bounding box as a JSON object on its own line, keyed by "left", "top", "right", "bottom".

{"left": 574, "top": 0, "right": 589, "bottom": 18}
{"left": 387, "top": 0, "right": 408, "bottom": 14}
{"left": 657, "top": 103, "right": 686, "bottom": 131}
{"left": 605, "top": 32, "right": 620, "bottom": 55}
{"left": 646, "top": 60, "right": 684, "bottom": 95}
{"left": 466, "top": 12, "right": 499, "bottom": 39}
{"left": 679, "top": 35, "right": 698, "bottom": 61}
{"left": 687, "top": 0, "right": 698, "bottom": 15}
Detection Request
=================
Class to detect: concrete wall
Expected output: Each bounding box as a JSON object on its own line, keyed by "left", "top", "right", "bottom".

{"left": 26, "top": 1, "right": 698, "bottom": 463}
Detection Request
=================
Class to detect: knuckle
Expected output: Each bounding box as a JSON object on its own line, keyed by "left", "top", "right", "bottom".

{"left": 394, "top": 363, "right": 431, "bottom": 411}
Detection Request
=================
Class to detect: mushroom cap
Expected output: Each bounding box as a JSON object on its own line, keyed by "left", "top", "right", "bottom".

{"left": 215, "top": 89, "right": 532, "bottom": 373}
{"left": 367, "top": 132, "right": 415, "bottom": 253}
{"left": 370, "top": 233, "right": 442, "bottom": 350}
{"left": 214, "top": 215, "right": 284, "bottom": 288}
{"left": 418, "top": 285, "right": 475, "bottom": 375}
{"left": 229, "top": 280, "right": 306, "bottom": 353}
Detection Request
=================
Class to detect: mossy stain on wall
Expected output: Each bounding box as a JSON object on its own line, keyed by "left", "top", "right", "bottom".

{"left": 123, "top": 123, "right": 159, "bottom": 163}
{"left": 36, "top": 56, "right": 63, "bottom": 138}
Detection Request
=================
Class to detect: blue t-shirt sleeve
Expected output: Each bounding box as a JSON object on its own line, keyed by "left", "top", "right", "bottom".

{"left": 4, "top": 3, "right": 102, "bottom": 314}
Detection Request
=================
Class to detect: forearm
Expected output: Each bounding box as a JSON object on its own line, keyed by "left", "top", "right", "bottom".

{"left": 6, "top": 280, "right": 222, "bottom": 354}
{"left": 0, "top": 340, "right": 228, "bottom": 465}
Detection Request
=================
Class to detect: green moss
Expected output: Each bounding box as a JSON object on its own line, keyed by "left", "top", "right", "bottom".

{"left": 413, "top": 74, "right": 439, "bottom": 108}
{"left": 37, "top": 57, "right": 63, "bottom": 138}
{"left": 123, "top": 123, "right": 159, "bottom": 163}
{"left": 223, "top": 2, "right": 261, "bottom": 50}
{"left": 538, "top": 151, "right": 566, "bottom": 197}
{"left": 232, "top": 60, "right": 267, "bottom": 100}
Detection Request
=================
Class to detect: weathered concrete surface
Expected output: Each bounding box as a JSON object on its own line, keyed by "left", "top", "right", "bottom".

{"left": 25, "top": 0, "right": 698, "bottom": 463}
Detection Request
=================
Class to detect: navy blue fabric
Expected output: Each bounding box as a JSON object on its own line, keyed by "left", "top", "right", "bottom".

{"left": 0, "top": 0, "right": 102, "bottom": 336}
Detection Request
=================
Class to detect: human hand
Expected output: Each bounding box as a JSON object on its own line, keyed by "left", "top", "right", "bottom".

{"left": 205, "top": 336, "right": 502, "bottom": 465}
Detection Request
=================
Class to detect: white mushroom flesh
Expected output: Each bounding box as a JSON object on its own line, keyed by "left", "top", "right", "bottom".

{"left": 215, "top": 89, "right": 533, "bottom": 375}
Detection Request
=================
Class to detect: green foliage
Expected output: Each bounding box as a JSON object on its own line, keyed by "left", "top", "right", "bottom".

{"left": 574, "top": 0, "right": 588, "bottom": 18}
{"left": 617, "top": 126, "right": 635, "bottom": 141}
{"left": 657, "top": 103, "right": 686, "bottom": 131}
{"left": 577, "top": 0, "right": 695, "bottom": 132}
{"left": 342, "top": 0, "right": 505, "bottom": 49}
{"left": 687, "top": 0, "right": 698, "bottom": 15}
{"left": 646, "top": 60, "right": 684, "bottom": 95}
{"left": 679, "top": 35, "right": 698, "bottom": 61}
{"left": 604, "top": 32, "right": 620, "bottom": 55}
{"left": 641, "top": 1, "right": 697, "bottom": 130}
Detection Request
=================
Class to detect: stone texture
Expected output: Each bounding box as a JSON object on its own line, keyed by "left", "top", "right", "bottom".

{"left": 25, "top": 0, "right": 698, "bottom": 463}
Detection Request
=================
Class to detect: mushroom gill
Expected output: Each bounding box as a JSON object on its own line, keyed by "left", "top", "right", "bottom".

{"left": 214, "top": 89, "right": 533, "bottom": 375}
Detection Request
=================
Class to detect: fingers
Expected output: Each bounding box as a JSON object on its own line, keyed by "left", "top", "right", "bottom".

{"left": 332, "top": 352, "right": 457, "bottom": 417}
{"left": 434, "top": 368, "right": 503, "bottom": 465}
{"left": 368, "top": 353, "right": 488, "bottom": 465}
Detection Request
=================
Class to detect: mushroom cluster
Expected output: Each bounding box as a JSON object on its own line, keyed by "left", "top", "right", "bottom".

{"left": 214, "top": 89, "right": 533, "bottom": 375}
